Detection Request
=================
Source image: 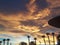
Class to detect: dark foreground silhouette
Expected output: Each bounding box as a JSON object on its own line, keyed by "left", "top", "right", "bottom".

{"left": 0, "top": 33, "right": 60, "bottom": 45}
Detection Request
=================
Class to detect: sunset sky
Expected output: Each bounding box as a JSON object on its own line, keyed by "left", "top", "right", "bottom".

{"left": 0, "top": 0, "right": 60, "bottom": 45}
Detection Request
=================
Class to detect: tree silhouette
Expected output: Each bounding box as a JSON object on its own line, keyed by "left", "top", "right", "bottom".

{"left": 57, "top": 34, "right": 60, "bottom": 45}
{"left": 52, "top": 33, "right": 55, "bottom": 45}
{"left": 42, "top": 35, "right": 46, "bottom": 45}
{"left": 3, "top": 39, "right": 6, "bottom": 45}
{"left": 29, "top": 41, "right": 35, "bottom": 45}
{"left": 39, "top": 41, "right": 41, "bottom": 45}
{"left": 20, "top": 42, "right": 27, "bottom": 45}
{"left": 10, "top": 43, "right": 12, "bottom": 45}
{"left": 7, "top": 39, "right": 10, "bottom": 45}
{"left": 34, "top": 38, "right": 37, "bottom": 45}
{"left": 0, "top": 41, "right": 2, "bottom": 45}
{"left": 27, "top": 35, "right": 30, "bottom": 45}
{"left": 46, "top": 33, "right": 50, "bottom": 45}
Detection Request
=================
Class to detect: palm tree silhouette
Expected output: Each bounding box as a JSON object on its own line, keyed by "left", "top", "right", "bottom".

{"left": 34, "top": 38, "right": 37, "bottom": 45}
{"left": 57, "top": 34, "right": 60, "bottom": 45}
{"left": 42, "top": 35, "right": 46, "bottom": 45}
{"left": 52, "top": 33, "right": 55, "bottom": 45}
{"left": 0, "top": 41, "right": 2, "bottom": 45}
{"left": 10, "top": 43, "right": 12, "bottom": 45}
{"left": 46, "top": 33, "right": 50, "bottom": 45}
{"left": 20, "top": 42, "right": 27, "bottom": 45}
{"left": 3, "top": 39, "right": 6, "bottom": 45}
{"left": 27, "top": 35, "right": 30, "bottom": 45}
{"left": 39, "top": 41, "right": 41, "bottom": 45}
{"left": 29, "top": 41, "right": 35, "bottom": 45}
{"left": 7, "top": 39, "right": 10, "bottom": 45}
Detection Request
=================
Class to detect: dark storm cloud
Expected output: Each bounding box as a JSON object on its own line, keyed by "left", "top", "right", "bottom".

{"left": 0, "top": 0, "right": 30, "bottom": 14}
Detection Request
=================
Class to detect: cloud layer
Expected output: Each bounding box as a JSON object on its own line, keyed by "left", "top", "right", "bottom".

{"left": 0, "top": 0, "right": 60, "bottom": 43}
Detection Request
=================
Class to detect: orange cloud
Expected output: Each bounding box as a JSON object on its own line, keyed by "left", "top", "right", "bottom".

{"left": 0, "top": 0, "right": 60, "bottom": 44}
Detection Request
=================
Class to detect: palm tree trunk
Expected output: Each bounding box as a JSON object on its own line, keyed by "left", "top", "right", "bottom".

{"left": 27, "top": 36, "right": 30, "bottom": 45}
{"left": 39, "top": 41, "right": 41, "bottom": 45}
{"left": 0, "top": 41, "right": 2, "bottom": 45}
{"left": 57, "top": 34, "right": 60, "bottom": 45}
{"left": 34, "top": 38, "right": 37, "bottom": 45}
{"left": 53, "top": 35, "right": 55, "bottom": 45}
{"left": 7, "top": 39, "right": 10, "bottom": 45}
{"left": 47, "top": 35, "right": 50, "bottom": 45}
{"left": 28, "top": 38, "right": 30, "bottom": 45}
{"left": 3, "top": 39, "right": 6, "bottom": 45}
{"left": 7, "top": 41, "right": 9, "bottom": 45}
{"left": 10, "top": 43, "right": 12, "bottom": 45}
{"left": 0, "top": 43, "right": 1, "bottom": 45}
{"left": 35, "top": 40, "right": 36, "bottom": 45}
{"left": 3, "top": 41, "right": 5, "bottom": 45}
{"left": 43, "top": 38, "right": 46, "bottom": 45}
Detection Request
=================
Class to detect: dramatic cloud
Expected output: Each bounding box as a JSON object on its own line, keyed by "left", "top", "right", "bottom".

{"left": 20, "top": 20, "right": 37, "bottom": 26}
{"left": 0, "top": 0, "right": 60, "bottom": 44}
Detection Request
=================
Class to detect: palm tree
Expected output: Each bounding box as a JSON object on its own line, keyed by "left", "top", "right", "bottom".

{"left": 10, "top": 43, "right": 12, "bottom": 45}
{"left": 29, "top": 41, "right": 35, "bottom": 45}
{"left": 20, "top": 42, "right": 27, "bottom": 45}
{"left": 34, "top": 38, "right": 37, "bottom": 45}
{"left": 42, "top": 35, "right": 46, "bottom": 45}
{"left": 27, "top": 35, "right": 30, "bottom": 45}
{"left": 39, "top": 41, "right": 41, "bottom": 45}
{"left": 52, "top": 32, "right": 55, "bottom": 45}
{"left": 46, "top": 33, "right": 50, "bottom": 45}
{"left": 57, "top": 34, "right": 60, "bottom": 45}
{"left": 3, "top": 39, "right": 6, "bottom": 45}
{"left": 7, "top": 39, "right": 10, "bottom": 45}
{"left": 0, "top": 41, "right": 2, "bottom": 45}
